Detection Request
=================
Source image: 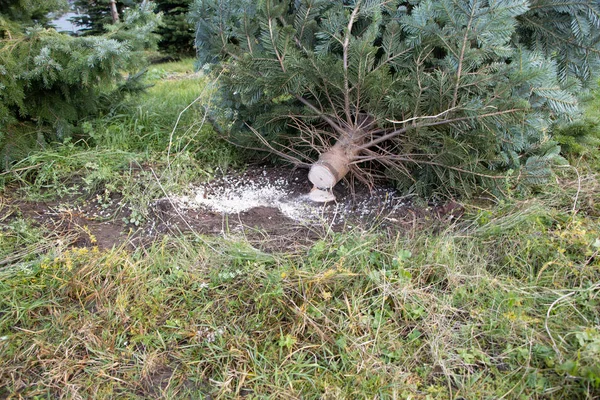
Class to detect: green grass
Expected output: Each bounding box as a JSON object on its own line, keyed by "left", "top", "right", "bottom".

{"left": 0, "top": 199, "right": 599, "bottom": 398}
{"left": 0, "top": 61, "right": 599, "bottom": 399}
{"left": 0, "top": 58, "right": 240, "bottom": 225}
{"left": 1, "top": 57, "right": 238, "bottom": 189}
{"left": 85, "top": 58, "right": 238, "bottom": 168}
{"left": 2, "top": 166, "right": 600, "bottom": 398}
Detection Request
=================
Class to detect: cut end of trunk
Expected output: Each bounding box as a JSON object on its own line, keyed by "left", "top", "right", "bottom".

{"left": 308, "top": 164, "right": 337, "bottom": 189}
{"left": 308, "top": 145, "right": 352, "bottom": 189}
{"left": 308, "top": 187, "right": 336, "bottom": 203}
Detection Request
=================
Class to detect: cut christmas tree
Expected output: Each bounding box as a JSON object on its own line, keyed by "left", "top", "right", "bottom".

{"left": 192, "top": 0, "right": 600, "bottom": 196}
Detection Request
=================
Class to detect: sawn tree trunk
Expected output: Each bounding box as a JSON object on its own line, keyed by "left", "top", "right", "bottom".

{"left": 308, "top": 139, "right": 360, "bottom": 189}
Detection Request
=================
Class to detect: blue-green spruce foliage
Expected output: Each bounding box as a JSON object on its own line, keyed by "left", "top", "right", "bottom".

{"left": 192, "top": 0, "right": 600, "bottom": 194}
{"left": 0, "top": 1, "right": 161, "bottom": 169}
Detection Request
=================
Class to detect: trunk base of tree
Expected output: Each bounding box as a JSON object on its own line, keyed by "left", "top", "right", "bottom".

{"left": 308, "top": 143, "right": 354, "bottom": 189}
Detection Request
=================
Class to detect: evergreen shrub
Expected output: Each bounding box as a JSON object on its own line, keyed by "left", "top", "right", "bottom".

{"left": 191, "top": 0, "right": 600, "bottom": 195}
{"left": 0, "top": 1, "right": 161, "bottom": 169}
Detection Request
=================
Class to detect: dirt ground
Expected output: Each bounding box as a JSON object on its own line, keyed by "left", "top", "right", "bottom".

{"left": 1, "top": 167, "right": 465, "bottom": 252}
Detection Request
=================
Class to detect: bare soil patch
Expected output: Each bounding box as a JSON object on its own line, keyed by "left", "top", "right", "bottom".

{"left": 1, "top": 193, "right": 130, "bottom": 249}
{"left": 1, "top": 166, "right": 464, "bottom": 252}
{"left": 142, "top": 167, "right": 463, "bottom": 250}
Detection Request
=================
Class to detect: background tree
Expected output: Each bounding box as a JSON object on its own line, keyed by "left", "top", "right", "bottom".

{"left": 70, "top": 0, "right": 139, "bottom": 35}
{"left": 192, "top": 0, "right": 600, "bottom": 195}
{"left": 71, "top": 0, "right": 195, "bottom": 57}
{"left": 0, "top": 1, "right": 161, "bottom": 169}
{"left": 154, "top": 0, "right": 195, "bottom": 56}
{"left": 0, "top": 0, "right": 68, "bottom": 38}
{"left": 0, "top": 0, "right": 68, "bottom": 27}
{"left": 109, "top": 0, "right": 120, "bottom": 22}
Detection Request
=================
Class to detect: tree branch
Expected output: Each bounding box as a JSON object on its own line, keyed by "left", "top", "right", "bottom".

{"left": 342, "top": 2, "right": 361, "bottom": 125}
{"left": 266, "top": 2, "right": 286, "bottom": 73}
{"left": 243, "top": 123, "right": 312, "bottom": 167}
{"left": 386, "top": 107, "right": 458, "bottom": 126}
{"left": 358, "top": 108, "right": 525, "bottom": 150}
{"left": 452, "top": 0, "right": 477, "bottom": 109}
{"left": 295, "top": 95, "right": 347, "bottom": 137}
{"left": 520, "top": 16, "right": 600, "bottom": 55}
{"left": 353, "top": 151, "right": 506, "bottom": 180}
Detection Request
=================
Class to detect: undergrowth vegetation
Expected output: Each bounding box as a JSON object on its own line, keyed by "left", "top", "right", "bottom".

{"left": 1, "top": 59, "right": 238, "bottom": 210}
{"left": 1, "top": 188, "right": 599, "bottom": 398}
{"left": 0, "top": 59, "right": 599, "bottom": 399}
{"left": 0, "top": 1, "right": 164, "bottom": 169}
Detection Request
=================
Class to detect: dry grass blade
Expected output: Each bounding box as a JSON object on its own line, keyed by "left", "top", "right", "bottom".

{"left": 0, "top": 233, "right": 77, "bottom": 269}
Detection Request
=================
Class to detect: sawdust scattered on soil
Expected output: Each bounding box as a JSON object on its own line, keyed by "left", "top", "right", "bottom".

{"left": 1, "top": 166, "right": 464, "bottom": 252}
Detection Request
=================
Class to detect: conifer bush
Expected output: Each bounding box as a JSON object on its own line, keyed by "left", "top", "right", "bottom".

{"left": 0, "top": 1, "right": 161, "bottom": 169}
{"left": 192, "top": 0, "right": 600, "bottom": 195}
{"left": 0, "top": 0, "right": 68, "bottom": 28}
{"left": 155, "top": 0, "right": 195, "bottom": 56}
{"left": 70, "top": 0, "right": 138, "bottom": 35}
{"left": 71, "top": 0, "right": 195, "bottom": 57}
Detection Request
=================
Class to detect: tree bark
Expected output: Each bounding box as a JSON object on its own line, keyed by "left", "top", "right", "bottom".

{"left": 109, "top": 0, "right": 120, "bottom": 23}
{"left": 308, "top": 141, "right": 359, "bottom": 189}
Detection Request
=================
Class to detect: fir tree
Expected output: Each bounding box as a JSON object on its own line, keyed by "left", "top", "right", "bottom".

{"left": 155, "top": 0, "right": 195, "bottom": 56}
{"left": 0, "top": 1, "right": 161, "bottom": 169}
{"left": 0, "top": 0, "right": 68, "bottom": 29}
{"left": 191, "top": 0, "right": 600, "bottom": 195}
{"left": 70, "top": 0, "right": 139, "bottom": 35}
{"left": 0, "top": 0, "right": 68, "bottom": 39}
{"left": 71, "top": 0, "right": 194, "bottom": 57}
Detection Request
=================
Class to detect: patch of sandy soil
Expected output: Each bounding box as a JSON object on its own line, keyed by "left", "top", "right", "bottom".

{"left": 1, "top": 166, "right": 464, "bottom": 252}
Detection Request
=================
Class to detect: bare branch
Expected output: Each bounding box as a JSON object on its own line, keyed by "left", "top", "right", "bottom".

{"left": 358, "top": 108, "right": 525, "bottom": 150}
{"left": 386, "top": 107, "right": 458, "bottom": 126}
{"left": 295, "top": 95, "right": 348, "bottom": 137}
{"left": 244, "top": 123, "right": 313, "bottom": 167}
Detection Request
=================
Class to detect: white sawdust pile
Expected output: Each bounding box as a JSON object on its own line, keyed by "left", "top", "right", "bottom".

{"left": 171, "top": 171, "right": 324, "bottom": 222}
{"left": 169, "top": 169, "right": 408, "bottom": 224}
